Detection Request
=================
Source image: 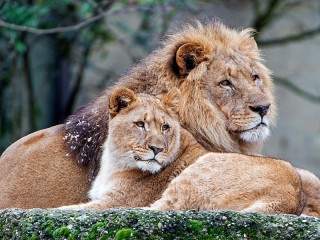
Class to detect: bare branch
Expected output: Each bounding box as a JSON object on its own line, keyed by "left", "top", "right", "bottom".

{"left": 93, "top": 1, "right": 140, "bottom": 62}
{"left": 274, "top": 76, "right": 320, "bottom": 103}
{"left": 0, "top": 1, "right": 7, "bottom": 11}
{"left": 0, "top": 6, "right": 153, "bottom": 35}
{"left": 22, "top": 42, "right": 37, "bottom": 131}
{"left": 251, "top": 0, "right": 284, "bottom": 32}
{"left": 257, "top": 25, "right": 320, "bottom": 46}
{"left": 64, "top": 43, "right": 93, "bottom": 117}
{"left": 63, "top": 0, "right": 116, "bottom": 116}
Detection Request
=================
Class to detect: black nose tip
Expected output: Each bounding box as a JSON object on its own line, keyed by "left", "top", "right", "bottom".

{"left": 149, "top": 145, "right": 164, "bottom": 155}
{"left": 249, "top": 104, "right": 270, "bottom": 117}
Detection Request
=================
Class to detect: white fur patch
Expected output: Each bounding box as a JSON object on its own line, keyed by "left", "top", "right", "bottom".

{"left": 88, "top": 147, "right": 117, "bottom": 200}
{"left": 240, "top": 125, "right": 270, "bottom": 143}
{"left": 136, "top": 161, "right": 162, "bottom": 174}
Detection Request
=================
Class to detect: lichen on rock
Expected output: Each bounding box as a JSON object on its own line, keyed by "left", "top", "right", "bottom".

{"left": 0, "top": 208, "right": 319, "bottom": 239}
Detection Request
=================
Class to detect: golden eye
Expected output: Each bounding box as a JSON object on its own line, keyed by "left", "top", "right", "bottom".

{"left": 162, "top": 124, "right": 170, "bottom": 132}
{"left": 219, "top": 80, "right": 233, "bottom": 87}
{"left": 135, "top": 121, "right": 145, "bottom": 128}
{"left": 252, "top": 74, "right": 260, "bottom": 81}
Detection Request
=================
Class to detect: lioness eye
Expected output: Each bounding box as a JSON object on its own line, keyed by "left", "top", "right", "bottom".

{"left": 135, "top": 121, "right": 145, "bottom": 128}
{"left": 252, "top": 74, "right": 260, "bottom": 81}
{"left": 219, "top": 80, "right": 233, "bottom": 88}
{"left": 162, "top": 124, "right": 170, "bottom": 131}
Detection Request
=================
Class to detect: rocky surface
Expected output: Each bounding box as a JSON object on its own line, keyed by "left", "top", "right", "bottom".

{"left": 0, "top": 208, "right": 319, "bottom": 239}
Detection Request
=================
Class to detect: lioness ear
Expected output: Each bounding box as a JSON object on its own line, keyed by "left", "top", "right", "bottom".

{"left": 109, "top": 87, "right": 136, "bottom": 118}
{"left": 161, "top": 88, "right": 181, "bottom": 113}
{"left": 176, "top": 43, "right": 209, "bottom": 76}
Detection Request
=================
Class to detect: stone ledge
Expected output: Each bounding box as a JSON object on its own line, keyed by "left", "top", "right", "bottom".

{"left": 0, "top": 208, "right": 319, "bottom": 239}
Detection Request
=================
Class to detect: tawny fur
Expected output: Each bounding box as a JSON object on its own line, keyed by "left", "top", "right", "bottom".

{"left": 0, "top": 20, "right": 318, "bottom": 216}
{"left": 0, "top": 126, "right": 90, "bottom": 208}
{"left": 297, "top": 169, "right": 320, "bottom": 218}
{"left": 150, "top": 153, "right": 305, "bottom": 215}
{"left": 60, "top": 88, "right": 305, "bottom": 216}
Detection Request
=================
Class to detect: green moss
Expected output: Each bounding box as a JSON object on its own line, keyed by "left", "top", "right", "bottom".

{"left": 188, "top": 219, "right": 203, "bottom": 233}
{"left": 67, "top": 230, "right": 79, "bottom": 240}
{"left": 92, "top": 222, "right": 105, "bottom": 231}
{"left": 86, "top": 222, "right": 108, "bottom": 239}
{"left": 60, "top": 226, "right": 71, "bottom": 236}
{"left": 53, "top": 226, "right": 71, "bottom": 238}
{"left": 115, "top": 228, "right": 132, "bottom": 240}
{"left": 0, "top": 209, "right": 319, "bottom": 239}
{"left": 100, "top": 235, "right": 110, "bottom": 240}
{"left": 87, "top": 231, "right": 99, "bottom": 239}
{"left": 41, "top": 219, "right": 55, "bottom": 235}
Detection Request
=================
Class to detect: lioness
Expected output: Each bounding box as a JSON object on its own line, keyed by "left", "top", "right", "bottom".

{"left": 60, "top": 87, "right": 305, "bottom": 215}
{"left": 0, "top": 20, "right": 318, "bottom": 217}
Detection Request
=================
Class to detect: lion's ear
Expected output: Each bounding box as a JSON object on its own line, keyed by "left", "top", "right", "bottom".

{"left": 161, "top": 88, "right": 181, "bottom": 113}
{"left": 109, "top": 87, "right": 137, "bottom": 118}
{"left": 176, "top": 43, "right": 209, "bottom": 76}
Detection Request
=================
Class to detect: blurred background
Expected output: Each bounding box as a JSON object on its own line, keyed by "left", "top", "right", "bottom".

{"left": 0, "top": 0, "right": 319, "bottom": 176}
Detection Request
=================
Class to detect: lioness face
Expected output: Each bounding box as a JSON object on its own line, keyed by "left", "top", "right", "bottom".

{"left": 107, "top": 89, "right": 181, "bottom": 174}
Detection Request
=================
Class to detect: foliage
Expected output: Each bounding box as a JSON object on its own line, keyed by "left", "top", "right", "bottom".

{"left": 0, "top": 0, "right": 189, "bottom": 153}
{"left": 0, "top": 0, "right": 111, "bottom": 151}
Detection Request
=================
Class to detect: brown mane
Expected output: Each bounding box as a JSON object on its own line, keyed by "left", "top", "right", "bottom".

{"left": 62, "top": 20, "right": 263, "bottom": 181}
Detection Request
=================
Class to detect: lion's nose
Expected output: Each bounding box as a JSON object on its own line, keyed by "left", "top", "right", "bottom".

{"left": 249, "top": 104, "right": 270, "bottom": 117}
{"left": 149, "top": 145, "right": 164, "bottom": 155}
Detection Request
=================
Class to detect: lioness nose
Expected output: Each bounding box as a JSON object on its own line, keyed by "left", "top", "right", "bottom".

{"left": 249, "top": 104, "right": 270, "bottom": 117}
{"left": 149, "top": 145, "right": 164, "bottom": 155}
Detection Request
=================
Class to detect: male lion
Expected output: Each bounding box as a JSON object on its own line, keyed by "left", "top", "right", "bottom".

{"left": 60, "top": 87, "right": 305, "bottom": 216}
{"left": 0, "top": 20, "right": 318, "bottom": 217}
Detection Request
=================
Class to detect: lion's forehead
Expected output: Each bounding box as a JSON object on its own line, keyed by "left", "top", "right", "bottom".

{"left": 211, "top": 56, "right": 270, "bottom": 88}
{"left": 130, "top": 103, "right": 173, "bottom": 126}
{"left": 211, "top": 50, "right": 257, "bottom": 70}
{"left": 224, "top": 62, "right": 252, "bottom": 77}
{"left": 144, "top": 113, "right": 166, "bottom": 127}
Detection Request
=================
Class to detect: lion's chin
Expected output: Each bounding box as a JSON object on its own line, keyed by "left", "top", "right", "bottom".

{"left": 136, "top": 161, "right": 162, "bottom": 174}
{"left": 239, "top": 125, "right": 270, "bottom": 143}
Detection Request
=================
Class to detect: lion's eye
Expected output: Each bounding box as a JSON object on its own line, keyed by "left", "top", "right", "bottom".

{"left": 135, "top": 121, "right": 145, "bottom": 128}
{"left": 252, "top": 74, "right": 260, "bottom": 81}
{"left": 161, "top": 124, "right": 170, "bottom": 132}
{"left": 219, "top": 80, "right": 233, "bottom": 88}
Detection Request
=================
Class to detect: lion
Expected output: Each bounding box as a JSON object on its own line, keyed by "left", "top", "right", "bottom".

{"left": 0, "top": 20, "right": 318, "bottom": 217}
{"left": 59, "top": 87, "right": 305, "bottom": 216}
